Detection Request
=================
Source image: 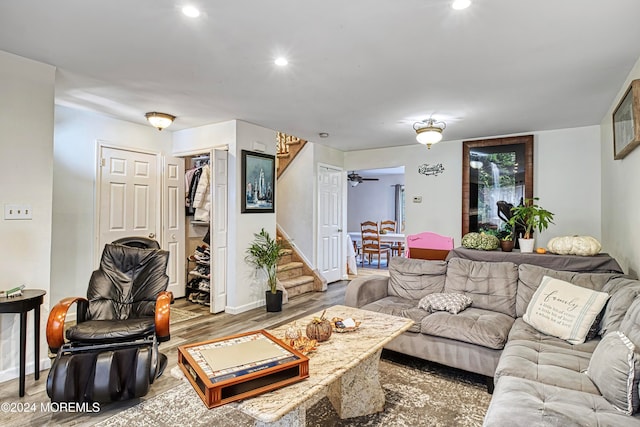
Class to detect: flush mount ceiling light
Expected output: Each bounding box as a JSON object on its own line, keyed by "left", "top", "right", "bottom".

{"left": 145, "top": 112, "right": 176, "bottom": 131}
{"left": 413, "top": 118, "right": 446, "bottom": 149}
{"left": 274, "top": 57, "right": 288, "bottom": 66}
{"left": 452, "top": 0, "right": 471, "bottom": 10}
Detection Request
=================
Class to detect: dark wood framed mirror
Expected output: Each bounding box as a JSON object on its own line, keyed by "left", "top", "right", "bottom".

{"left": 462, "top": 135, "right": 534, "bottom": 236}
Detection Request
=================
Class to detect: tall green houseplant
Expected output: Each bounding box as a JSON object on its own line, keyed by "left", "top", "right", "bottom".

{"left": 508, "top": 198, "right": 555, "bottom": 239}
{"left": 245, "top": 228, "right": 284, "bottom": 294}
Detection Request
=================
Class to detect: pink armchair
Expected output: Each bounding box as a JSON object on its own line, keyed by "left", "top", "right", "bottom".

{"left": 405, "top": 232, "right": 454, "bottom": 260}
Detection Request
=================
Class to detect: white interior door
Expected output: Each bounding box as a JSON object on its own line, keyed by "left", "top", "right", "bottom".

{"left": 163, "top": 155, "right": 186, "bottom": 298}
{"left": 98, "top": 146, "right": 158, "bottom": 258}
{"left": 318, "top": 165, "right": 343, "bottom": 283}
{"left": 211, "top": 149, "right": 228, "bottom": 313}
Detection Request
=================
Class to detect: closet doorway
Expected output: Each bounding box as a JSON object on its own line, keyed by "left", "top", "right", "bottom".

{"left": 183, "top": 148, "right": 228, "bottom": 314}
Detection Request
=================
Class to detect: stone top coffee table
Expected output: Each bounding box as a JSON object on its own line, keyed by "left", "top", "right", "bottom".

{"left": 233, "top": 304, "right": 414, "bottom": 426}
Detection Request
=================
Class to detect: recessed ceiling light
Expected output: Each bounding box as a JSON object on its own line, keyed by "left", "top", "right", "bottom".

{"left": 451, "top": 0, "right": 471, "bottom": 10}
{"left": 319, "top": 132, "right": 329, "bottom": 138}
{"left": 274, "top": 57, "right": 289, "bottom": 66}
{"left": 182, "top": 6, "right": 201, "bottom": 18}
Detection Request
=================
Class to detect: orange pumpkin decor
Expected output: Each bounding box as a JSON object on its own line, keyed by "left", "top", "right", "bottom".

{"left": 536, "top": 247, "right": 547, "bottom": 254}
{"left": 306, "top": 309, "right": 332, "bottom": 342}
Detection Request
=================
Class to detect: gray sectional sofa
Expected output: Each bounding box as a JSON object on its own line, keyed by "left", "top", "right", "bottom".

{"left": 345, "top": 256, "right": 640, "bottom": 426}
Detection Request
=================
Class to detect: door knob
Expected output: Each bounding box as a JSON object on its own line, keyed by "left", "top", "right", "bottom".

{"left": 149, "top": 233, "right": 156, "bottom": 239}
{"left": 337, "top": 229, "right": 343, "bottom": 232}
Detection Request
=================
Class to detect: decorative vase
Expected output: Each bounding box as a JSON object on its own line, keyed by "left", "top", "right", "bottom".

{"left": 284, "top": 323, "right": 302, "bottom": 346}
{"left": 500, "top": 240, "right": 515, "bottom": 252}
{"left": 265, "top": 290, "right": 283, "bottom": 312}
{"left": 519, "top": 238, "right": 535, "bottom": 253}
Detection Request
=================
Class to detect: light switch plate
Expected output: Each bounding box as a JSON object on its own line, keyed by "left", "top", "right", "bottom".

{"left": 4, "top": 204, "right": 33, "bottom": 220}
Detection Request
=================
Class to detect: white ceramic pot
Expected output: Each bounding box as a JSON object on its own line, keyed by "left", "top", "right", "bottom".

{"left": 519, "top": 238, "right": 535, "bottom": 253}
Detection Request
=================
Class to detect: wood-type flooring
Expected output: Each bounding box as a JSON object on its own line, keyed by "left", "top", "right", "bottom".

{"left": 0, "top": 279, "right": 358, "bottom": 426}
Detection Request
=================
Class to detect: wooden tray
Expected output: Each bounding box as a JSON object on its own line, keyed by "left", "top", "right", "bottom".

{"left": 178, "top": 330, "right": 309, "bottom": 408}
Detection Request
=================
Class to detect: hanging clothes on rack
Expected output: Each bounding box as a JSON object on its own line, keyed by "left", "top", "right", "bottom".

{"left": 185, "top": 166, "right": 202, "bottom": 216}
{"left": 193, "top": 163, "right": 211, "bottom": 222}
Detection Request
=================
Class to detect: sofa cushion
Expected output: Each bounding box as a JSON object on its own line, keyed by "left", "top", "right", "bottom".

{"left": 387, "top": 257, "right": 447, "bottom": 300}
{"left": 516, "top": 264, "right": 618, "bottom": 318}
{"left": 420, "top": 307, "right": 514, "bottom": 350}
{"left": 418, "top": 292, "right": 473, "bottom": 314}
{"left": 507, "top": 318, "right": 601, "bottom": 353}
{"left": 587, "top": 331, "right": 640, "bottom": 415}
{"left": 361, "top": 296, "right": 427, "bottom": 333}
{"left": 603, "top": 278, "right": 640, "bottom": 339}
{"left": 484, "top": 376, "right": 640, "bottom": 427}
{"left": 495, "top": 336, "right": 598, "bottom": 393}
{"left": 444, "top": 258, "right": 518, "bottom": 317}
{"left": 523, "top": 276, "right": 610, "bottom": 345}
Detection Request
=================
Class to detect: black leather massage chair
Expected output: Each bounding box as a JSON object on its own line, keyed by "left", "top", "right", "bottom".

{"left": 45, "top": 238, "right": 172, "bottom": 403}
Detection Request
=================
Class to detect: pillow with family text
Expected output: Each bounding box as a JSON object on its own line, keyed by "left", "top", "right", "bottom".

{"left": 523, "top": 276, "right": 609, "bottom": 344}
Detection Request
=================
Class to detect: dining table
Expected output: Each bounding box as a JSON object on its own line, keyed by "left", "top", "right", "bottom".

{"left": 348, "top": 231, "right": 407, "bottom": 259}
{"left": 348, "top": 231, "right": 406, "bottom": 244}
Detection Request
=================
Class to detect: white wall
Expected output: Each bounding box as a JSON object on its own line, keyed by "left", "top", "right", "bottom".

{"left": 347, "top": 174, "right": 404, "bottom": 232}
{"left": 601, "top": 55, "right": 640, "bottom": 277}
{"left": 0, "top": 51, "right": 55, "bottom": 382}
{"left": 345, "top": 141, "right": 462, "bottom": 242}
{"left": 173, "top": 120, "right": 276, "bottom": 313}
{"left": 234, "top": 121, "right": 277, "bottom": 312}
{"left": 535, "top": 126, "right": 602, "bottom": 244}
{"left": 277, "top": 144, "right": 315, "bottom": 259}
{"left": 52, "top": 106, "right": 173, "bottom": 305}
{"left": 345, "top": 126, "right": 602, "bottom": 248}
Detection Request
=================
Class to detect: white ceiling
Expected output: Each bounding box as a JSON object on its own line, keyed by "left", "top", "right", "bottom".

{"left": 1, "top": 1, "right": 639, "bottom": 152}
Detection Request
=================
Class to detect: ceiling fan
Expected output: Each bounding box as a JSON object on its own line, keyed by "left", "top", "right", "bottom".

{"left": 347, "top": 171, "right": 379, "bottom": 187}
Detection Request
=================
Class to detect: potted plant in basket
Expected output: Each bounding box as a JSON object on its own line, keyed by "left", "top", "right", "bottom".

{"left": 508, "top": 198, "right": 554, "bottom": 253}
{"left": 497, "top": 223, "right": 515, "bottom": 252}
{"left": 245, "top": 228, "right": 285, "bottom": 312}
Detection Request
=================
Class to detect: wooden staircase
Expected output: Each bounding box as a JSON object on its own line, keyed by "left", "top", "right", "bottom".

{"left": 276, "top": 132, "right": 307, "bottom": 178}
{"left": 275, "top": 132, "right": 327, "bottom": 297}
{"left": 276, "top": 232, "right": 327, "bottom": 298}
{"left": 276, "top": 249, "right": 315, "bottom": 297}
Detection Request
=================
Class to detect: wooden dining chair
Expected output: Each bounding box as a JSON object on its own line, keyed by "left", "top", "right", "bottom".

{"left": 360, "top": 221, "right": 391, "bottom": 268}
{"left": 380, "top": 219, "right": 402, "bottom": 256}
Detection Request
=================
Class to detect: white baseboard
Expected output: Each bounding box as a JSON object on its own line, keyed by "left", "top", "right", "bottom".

{"left": 224, "top": 299, "right": 265, "bottom": 314}
{"left": 0, "top": 357, "right": 52, "bottom": 384}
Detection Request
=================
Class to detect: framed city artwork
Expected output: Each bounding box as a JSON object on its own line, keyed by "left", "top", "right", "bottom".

{"left": 613, "top": 79, "right": 640, "bottom": 160}
{"left": 241, "top": 150, "right": 275, "bottom": 213}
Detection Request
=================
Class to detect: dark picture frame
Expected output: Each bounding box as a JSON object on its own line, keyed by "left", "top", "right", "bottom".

{"left": 241, "top": 150, "right": 275, "bottom": 213}
{"left": 613, "top": 79, "right": 640, "bottom": 160}
{"left": 462, "top": 135, "right": 534, "bottom": 236}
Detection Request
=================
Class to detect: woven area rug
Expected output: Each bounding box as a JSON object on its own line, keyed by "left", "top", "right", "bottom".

{"left": 96, "top": 351, "right": 491, "bottom": 427}
{"left": 169, "top": 307, "right": 203, "bottom": 325}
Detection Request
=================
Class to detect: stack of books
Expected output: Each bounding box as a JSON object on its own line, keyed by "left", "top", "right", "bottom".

{"left": 0, "top": 284, "right": 26, "bottom": 298}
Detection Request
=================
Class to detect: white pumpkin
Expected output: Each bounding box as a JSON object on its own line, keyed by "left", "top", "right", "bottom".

{"left": 546, "top": 235, "right": 601, "bottom": 256}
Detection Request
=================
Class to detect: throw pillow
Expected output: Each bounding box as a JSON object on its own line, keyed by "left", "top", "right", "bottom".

{"left": 523, "top": 276, "right": 610, "bottom": 344}
{"left": 586, "top": 308, "right": 605, "bottom": 341}
{"left": 419, "top": 293, "right": 473, "bottom": 314}
{"left": 586, "top": 331, "right": 640, "bottom": 415}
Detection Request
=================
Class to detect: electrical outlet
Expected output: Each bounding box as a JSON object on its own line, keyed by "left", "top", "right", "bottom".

{"left": 4, "top": 204, "right": 33, "bottom": 220}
